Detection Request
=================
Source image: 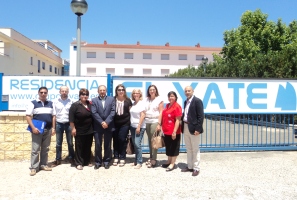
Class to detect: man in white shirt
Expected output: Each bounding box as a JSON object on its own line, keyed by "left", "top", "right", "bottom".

{"left": 52, "top": 86, "right": 74, "bottom": 166}
{"left": 181, "top": 86, "right": 204, "bottom": 176}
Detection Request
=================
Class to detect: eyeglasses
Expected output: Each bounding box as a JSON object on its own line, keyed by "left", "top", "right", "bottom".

{"left": 81, "top": 93, "right": 89, "bottom": 96}
{"left": 117, "top": 89, "right": 125, "bottom": 92}
{"left": 133, "top": 93, "right": 140, "bottom": 94}
{"left": 149, "top": 89, "right": 156, "bottom": 91}
{"left": 39, "top": 92, "right": 47, "bottom": 94}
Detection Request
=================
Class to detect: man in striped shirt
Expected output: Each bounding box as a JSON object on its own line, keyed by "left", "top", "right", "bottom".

{"left": 26, "top": 87, "right": 56, "bottom": 176}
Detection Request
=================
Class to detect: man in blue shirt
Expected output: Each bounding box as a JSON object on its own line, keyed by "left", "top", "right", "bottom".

{"left": 26, "top": 87, "right": 56, "bottom": 176}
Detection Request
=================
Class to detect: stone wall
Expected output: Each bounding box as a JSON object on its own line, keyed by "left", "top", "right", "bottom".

{"left": 0, "top": 112, "right": 72, "bottom": 161}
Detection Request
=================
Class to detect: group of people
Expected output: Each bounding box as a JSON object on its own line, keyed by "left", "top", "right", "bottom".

{"left": 26, "top": 84, "right": 204, "bottom": 177}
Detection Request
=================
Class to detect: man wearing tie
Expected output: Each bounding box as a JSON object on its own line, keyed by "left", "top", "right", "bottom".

{"left": 181, "top": 86, "right": 204, "bottom": 176}
{"left": 91, "top": 85, "right": 115, "bottom": 169}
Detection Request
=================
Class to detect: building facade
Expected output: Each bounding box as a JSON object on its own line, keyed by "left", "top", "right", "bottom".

{"left": 0, "top": 28, "right": 64, "bottom": 76}
{"left": 69, "top": 41, "right": 222, "bottom": 76}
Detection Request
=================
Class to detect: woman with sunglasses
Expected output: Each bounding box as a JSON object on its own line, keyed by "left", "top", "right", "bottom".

{"left": 144, "top": 85, "right": 164, "bottom": 168}
{"left": 69, "top": 88, "right": 93, "bottom": 170}
{"left": 112, "top": 84, "right": 132, "bottom": 167}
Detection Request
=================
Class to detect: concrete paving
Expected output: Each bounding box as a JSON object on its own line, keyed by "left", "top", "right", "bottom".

{"left": 0, "top": 151, "right": 296, "bottom": 200}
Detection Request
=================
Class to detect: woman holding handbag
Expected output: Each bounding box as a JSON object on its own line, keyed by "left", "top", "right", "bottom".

{"left": 129, "top": 89, "right": 146, "bottom": 169}
{"left": 157, "top": 91, "right": 182, "bottom": 172}
{"left": 145, "top": 85, "right": 164, "bottom": 168}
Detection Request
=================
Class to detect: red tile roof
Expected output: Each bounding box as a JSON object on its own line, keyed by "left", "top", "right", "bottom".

{"left": 71, "top": 41, "right": 222, "bottom": 52}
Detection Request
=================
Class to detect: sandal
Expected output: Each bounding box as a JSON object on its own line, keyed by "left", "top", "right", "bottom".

{"left": 119, "top": 160, "right": 125, "bottom": 167}
{"left": 134, "top": 164, "right": 142, "bottom": 169}
{"left": 147, "top": 159, "right": 157, "bottom": 168}
{"left": 145, "top": 159, "right": 151, "bottom": 165}
{"left": 113, "top": 159, "right": 119, "bottom": 166}
{"left": 130, "top": 163, "right": 136, "bottom": 166}
{"left": 76, "top": 165, "right": 83, "bottom": 170}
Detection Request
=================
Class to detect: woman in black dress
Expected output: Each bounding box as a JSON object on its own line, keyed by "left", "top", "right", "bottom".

{"left": 69, "top": 88, "right": 93, "bottom": 170}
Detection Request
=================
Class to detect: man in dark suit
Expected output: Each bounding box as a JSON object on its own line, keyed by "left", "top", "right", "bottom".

{"left": 91, "top": 85, "right": 115, "bottom": 169}
{"left": 181, "top": 86, "right": 204, "bottom": 176}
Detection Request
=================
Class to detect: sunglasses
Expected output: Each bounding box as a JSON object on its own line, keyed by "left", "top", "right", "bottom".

{"left": 81, "top": 93, "right": 89, "bottom": 96}
{"left": 117, "top": 89, "right": 125, "bottom": 92}
{"left": 39, "top": 92, "right": 48, "bottom": 94}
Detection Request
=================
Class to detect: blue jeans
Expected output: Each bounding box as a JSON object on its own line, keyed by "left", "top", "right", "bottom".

{"left": 130, "top": 126, "right": 145, "bottom": 165}
{"left": 55, "top": 122, "right": 75, "bottom": 160}
{"left": 113, "top": 125, "right": 130, "bottom": 160}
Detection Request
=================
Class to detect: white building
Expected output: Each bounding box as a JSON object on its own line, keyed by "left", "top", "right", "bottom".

{"left": 0, "top": 28, "right": 63, "bottom": 76}
{"left": 69, "top": 41, "right": 222, "bottom": 76}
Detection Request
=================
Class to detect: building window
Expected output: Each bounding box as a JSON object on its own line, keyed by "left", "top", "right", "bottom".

{"left": 143, "top": 53, "right": 152, "bottom": 59}
{"left": 106, "top": 68, "right": 115, "bottom": 75}
{"left": 87, "top": 68, "right": 96, "bottom": 75}
{"left": 38, "top": 60, "right": 40, "bottom": 73}
{"left": 30, "top": 57, "right": 33, "bottom": 65}
{"left": 124, "top": 53, "right": 133, "bottom": 59}
{"left": 87, "top": 52, "right": 96, "bottom": 58}
{"left": 106, "top": 52, "right": 115, "bottom": 59}
{"left": 161, "top": 54, "right": 169, "bottom": 60}
{"left": 42, "top": 62, "right": 45, "bottom": 70}
{"left": 196, "top": 55, "right": 204, "bottom": 60}
{"left": 73, "top": 46, "right": 77, "bottom": 51}
{"left": 161, "top": 69, "right": 170, "bottom": 76}
{"left": 143, "top": 69, "right": 152, "bottom": 75}
{"left": 49, "top": 65, "right": 52, "bottom": 72}
{"left": 55, "top": 67, "right": 57, "bottom": 74}
{"left": 124, "top": 68, "right": 134, "bottom": 75}
{"left": 179, "top": 54, "right": 187, "bottom": 60}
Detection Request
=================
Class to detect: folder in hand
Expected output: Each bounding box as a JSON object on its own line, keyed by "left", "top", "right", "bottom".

{"left": 27, "top": 119, "right": 47, "bottom": 134}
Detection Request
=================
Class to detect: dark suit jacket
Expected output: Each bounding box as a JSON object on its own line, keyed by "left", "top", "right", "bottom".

{"left": 182, "top": 96, "right": 204, "bottom": 134}
{"left": 91, "top": 96, "right": 115, "bottom": 131}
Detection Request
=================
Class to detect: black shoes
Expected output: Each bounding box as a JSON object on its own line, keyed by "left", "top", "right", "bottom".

{"left": 181, "top": 167, "right": 193, "bottom": 172}
{"left": 94, "top": 164, "right": 109, "bottom": 169}
{"left": 166, "top": 164, "right": 176, "bottom": 172}
{"left": 104, "top": 164, "right": 110, "bottom": 169}
{"left": 192, "top": 170, "right": 200, "bottom": 176}
{"left": 94, "top": 165, "right": 101, "bottom": 170}
{"left": 161, "top": 163, "right": 170, "bottom": 168}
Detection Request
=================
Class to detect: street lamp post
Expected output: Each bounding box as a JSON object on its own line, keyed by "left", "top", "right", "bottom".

{"left": 70, "top": 0, "right": 88, "bottom": 76}
{"left": 202, "top": 56, "right": 208, "bottom": 74}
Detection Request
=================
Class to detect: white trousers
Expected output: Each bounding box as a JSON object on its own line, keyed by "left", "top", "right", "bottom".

{"left": 183, "top": 124, "right": 200, "bottom": 171}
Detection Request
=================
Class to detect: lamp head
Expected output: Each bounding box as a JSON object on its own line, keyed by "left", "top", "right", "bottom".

{"left": 202, "top": 56, "right": 208, "bottom": 64}
{"left": 71, "top": 0, "right": 88, "bottom": 16}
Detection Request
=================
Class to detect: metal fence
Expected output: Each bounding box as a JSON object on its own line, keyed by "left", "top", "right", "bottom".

{"left": 141, "top": 113, "right": 297, "bottom": 152}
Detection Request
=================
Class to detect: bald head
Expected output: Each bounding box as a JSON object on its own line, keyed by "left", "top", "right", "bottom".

{"left": 184, "top": 86, "right": 194, "bottom": 99}
{"left": 59, "top": 86, "right": 69, "bottom": 100}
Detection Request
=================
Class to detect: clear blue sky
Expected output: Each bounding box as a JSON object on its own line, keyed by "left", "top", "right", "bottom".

{"left": 1, "top": 0, "right": 296, "bottom": 59}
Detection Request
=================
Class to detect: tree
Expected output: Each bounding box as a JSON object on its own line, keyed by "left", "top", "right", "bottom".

{"left": 169, "top": 9, "right": 297, "bottom": 78}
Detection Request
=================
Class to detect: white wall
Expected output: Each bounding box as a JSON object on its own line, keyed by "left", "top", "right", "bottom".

{"left": 0, "top": 28, "right": 63, "bottom": 76}
{"left": 69, "top": 43, "right": 221, "bottom": 76}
